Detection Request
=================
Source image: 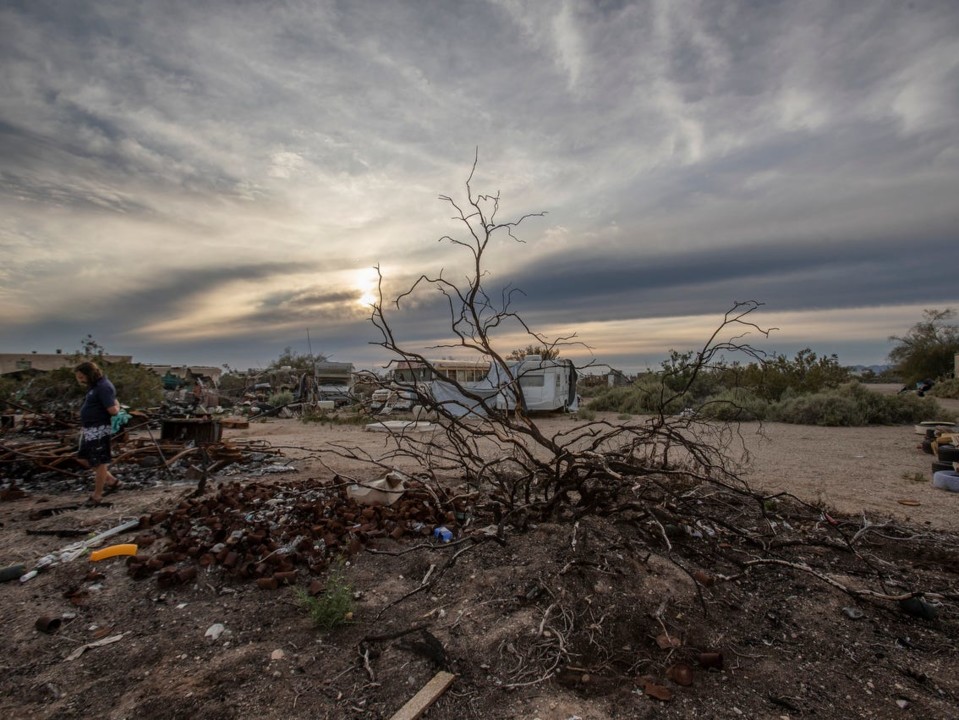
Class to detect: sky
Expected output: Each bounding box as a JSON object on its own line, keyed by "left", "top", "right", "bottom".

{"left": 1, "top": 0, "right": 957, "bottom": 374}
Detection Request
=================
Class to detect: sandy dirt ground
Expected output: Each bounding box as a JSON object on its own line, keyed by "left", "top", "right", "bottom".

{"left": 1, "top": 384, "right": 957, "bottom": 719}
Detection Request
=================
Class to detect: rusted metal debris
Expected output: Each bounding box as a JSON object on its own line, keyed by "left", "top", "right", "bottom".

{"left": 1, "top": 431, "right": 283, "bottom": 485}
{"left": 126, "top": 478, "right": 467, "bottom": 587}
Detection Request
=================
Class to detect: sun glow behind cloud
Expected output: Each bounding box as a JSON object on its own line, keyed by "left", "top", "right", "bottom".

{"left": 0, "top": 1, "right": 956, "bottom": 369}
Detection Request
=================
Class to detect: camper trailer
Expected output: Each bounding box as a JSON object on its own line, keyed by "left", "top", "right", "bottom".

{"left": 491, "top": 355, "right": 579, "bottom": 413}
{"left": 370, "top": 358, "right": 491, "bottom": 412}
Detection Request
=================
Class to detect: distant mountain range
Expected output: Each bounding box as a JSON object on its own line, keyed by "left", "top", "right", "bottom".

{"left": 846, "top": 364, "right": 892, "bottom": 374}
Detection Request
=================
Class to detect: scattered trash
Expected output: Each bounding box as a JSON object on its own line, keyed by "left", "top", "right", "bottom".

{"left": 348, "top": 470, "right": 408, "bottom": 506}
{"left": 270, "top": 649, "right": 285, "bottom": 661}
{"left": 65, "top": 632, "right": 126, "bottom": 661}
{"left": 256, "top": 464, "right": 297, "bottom": 475}
{"left": 35, "top": 615, "right": 62, "bottom": 634}
{"left": 666, "top": 663, "right": 694, "bottom": 686}
{"left": 433, "top": 526, "right": 453, "bottom": 543}
{"left": 897, "top": 499, "right": 921, "bottom": 507}
{"left": 842, "top": 606, "right": 865, "bottom": 620}
{"left": 932, "top": 470, "right": 959, "bottom": 492}
{"left": 89, "top": 544, "right": 139, "bottom": 562}
{"left": 899, "top": 596, "right": 939, "bottom": 620}
{"left": 365, "top": 420, "right": 436, "bottom": 433}
{"left": 0, "top": 564, "right": 26, "bottom": 582}
{"left": 698, "top": 651, "right": 724, "bottom": 669}
{"left": 639, "top": 676, "right": 673, "bottom": 701}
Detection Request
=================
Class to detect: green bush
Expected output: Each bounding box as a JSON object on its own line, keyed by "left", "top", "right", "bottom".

{"left": 588, "top": 380, "right": 685, "bottom": 415}
{"left": 697, "top": 387, "right": 768, "bottom": 422}
{"left": 106, "top": 362, "right": 164, "bottom": 409}
{"left": 268, "top": 390, "right": 295, "bottom": 407}
{"left": 769, "top": 382, "right": 954, "bottom": 426}
{"left": 574, "top": 407, "right": 596, "bottom": 421}
{"left": 930, "top": 378, "right": 959, "bottom": 399}
{"left": 293, "top": 565, "right": 354, "bottom": 632}
{"left": 770, "top": 392, "right": 863, "bottom": 426}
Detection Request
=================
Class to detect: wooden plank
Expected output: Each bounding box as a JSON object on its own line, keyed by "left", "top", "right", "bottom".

{"left": 388, "top": 671, "right": 456, "bottom": 720}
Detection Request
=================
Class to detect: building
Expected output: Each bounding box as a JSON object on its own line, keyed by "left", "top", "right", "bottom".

{"left": 0, "top": 352, "right": 133, "bottom": 376}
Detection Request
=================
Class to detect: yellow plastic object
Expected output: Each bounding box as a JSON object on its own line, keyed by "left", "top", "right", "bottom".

{"left": 89, "top": 544, "right": 138, "bottom": 562}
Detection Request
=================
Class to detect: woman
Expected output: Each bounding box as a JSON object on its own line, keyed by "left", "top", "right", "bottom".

{"left": 75, "top": 361, "right": 121, "bottom": 505}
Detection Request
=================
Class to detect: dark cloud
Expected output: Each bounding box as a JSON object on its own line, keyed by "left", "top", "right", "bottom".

{"left": 495, "top": 232, "right": 957, "bottom": 327}
{"left": 1, "top": 1, "right": 957, "bottom": 371}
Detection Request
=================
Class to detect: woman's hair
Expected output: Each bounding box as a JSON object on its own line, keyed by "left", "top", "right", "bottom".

{"left": 75, "top": 361, "right": 104, "bottom": 385}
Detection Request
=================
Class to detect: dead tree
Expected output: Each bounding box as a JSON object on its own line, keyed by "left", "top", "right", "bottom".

{"left": 358, "top": 155, "right": 767, "bottom": 520}
{"left": 323, "top": 156, "right": 954, "bottom": 626}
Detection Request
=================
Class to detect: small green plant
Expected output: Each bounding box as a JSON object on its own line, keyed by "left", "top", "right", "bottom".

{"left": 293, "top": 565, "right": 354, "bottom": 632}
{"left": 902, "top": 471, "right": 927, "bottom": 484}
{"left": 575, "top": 407, "right": 596, "bottom": 421}
{"left": 268, "top": 390, "right": 295, "bottom": 407}
{"left": 616, "top": 413, "right": 632, "bottom": 421}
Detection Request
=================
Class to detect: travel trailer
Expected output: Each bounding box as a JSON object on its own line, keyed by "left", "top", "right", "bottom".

{"left": 370, "top": 358, "right": 491, "bottom": 412}
{"left": 484, "top": 355, "right": 579, "bottom": 413}
{"left": 456, "top": 355, "right": 579, "bottom": 415}
{"left": 372, "top": 355, "right": 579, "bottom": 416}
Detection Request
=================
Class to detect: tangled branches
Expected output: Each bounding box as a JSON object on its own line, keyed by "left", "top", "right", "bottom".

{"left": 341, "top": 156, "right": 954, "bottom": 634}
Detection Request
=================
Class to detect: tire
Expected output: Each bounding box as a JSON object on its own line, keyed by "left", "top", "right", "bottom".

{"left": 936, "top": 445, "right": 959, "bottom": 462}
{"left": 921, "top": 439, "right": 934, "bottom": 455}
{"left": 932, "top": 471, "right": 959, "bottom": 492}
{"left": 932, "top": 460, "right": 954, "bottom": 473}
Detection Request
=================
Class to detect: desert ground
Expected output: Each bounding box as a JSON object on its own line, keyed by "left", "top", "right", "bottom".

{"left": 1, "top": 384, "right": 957, "bottom": 719}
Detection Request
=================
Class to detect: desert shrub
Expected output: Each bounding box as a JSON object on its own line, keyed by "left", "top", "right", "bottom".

{"left": 575, "top": 407, "right": 596, "bottom": 421}
{"left": 586, "top": 386, "right": 635, "bottom": 413}
{"left": 769, "top": 382, "right": 954, "bottom": 426}
{"left": 589, "top": 379, "right": 686, "bottom": 415}
{"left": 698, "top": 387, "right": 768, "bottom": 422}
{"left": 738, "top": 349, "right": 850, "bottom": 402}
{"left": 106, "top": 362, "right": 164, "bottom": 409}
{"left": 9, "top": 361, "right": 162, "bottom": 413}
{"left": 888, "top": 308, "right": 959, "bottom": 384}
{"left": 930, "top": 378, "right": 959, "bottom": 399}
{"left": 268, "top": 390, "right": 294, "bottom": 407}
{"left": 770, "top": 391, "right": 862, "bottom": 426}
{"left": 12, "top": 368, "right": 83, "bottom": 410}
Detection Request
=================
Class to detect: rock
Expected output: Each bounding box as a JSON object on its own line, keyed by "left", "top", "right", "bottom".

{"left": 205, "top": 623, "right": 225, "bottom": 640}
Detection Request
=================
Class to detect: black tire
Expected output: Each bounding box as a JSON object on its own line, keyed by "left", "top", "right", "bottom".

{"left": 932, "top": 460, "right": 954, "bottom": 473}
{"left": 921, "top": 439, "right": 934, "bottom": 455}
{"left": 925, "top": 428, "right": 939, "bottom": 439}
{"left": 936, "top": 445, "right": 959, "bottom": 462}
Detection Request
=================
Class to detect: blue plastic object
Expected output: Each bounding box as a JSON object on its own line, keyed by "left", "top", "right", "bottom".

{"left": 433, "top": 526, "right": 453, "bottom": 543}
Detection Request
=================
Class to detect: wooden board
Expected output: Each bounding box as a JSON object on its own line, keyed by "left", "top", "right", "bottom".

{"left": 389, "top": 671, "right": 456, "bottom": 720}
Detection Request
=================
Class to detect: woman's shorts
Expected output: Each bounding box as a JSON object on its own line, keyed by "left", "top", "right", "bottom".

{"left": 79, "top": 425, "right": 113, "bottom": 466}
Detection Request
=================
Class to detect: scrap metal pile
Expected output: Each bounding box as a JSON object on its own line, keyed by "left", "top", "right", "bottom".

{"left": 1, "top": 416, "right": 283, "bottom": 495}
{"left": 128, "top": 477, "right": 467, "bottom": 588}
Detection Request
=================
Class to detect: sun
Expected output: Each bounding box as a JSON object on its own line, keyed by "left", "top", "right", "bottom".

{"left": 354, "top": 267, "right": 380, "bottom": 308}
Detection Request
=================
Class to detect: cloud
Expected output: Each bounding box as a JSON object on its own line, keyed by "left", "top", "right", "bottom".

{"left": 0, "top": 1, "right": 957, "bottom": 371}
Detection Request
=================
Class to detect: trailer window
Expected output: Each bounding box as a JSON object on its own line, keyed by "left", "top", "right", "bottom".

{"left": 519, "top": 374, "right": 545, "bottom": 387}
